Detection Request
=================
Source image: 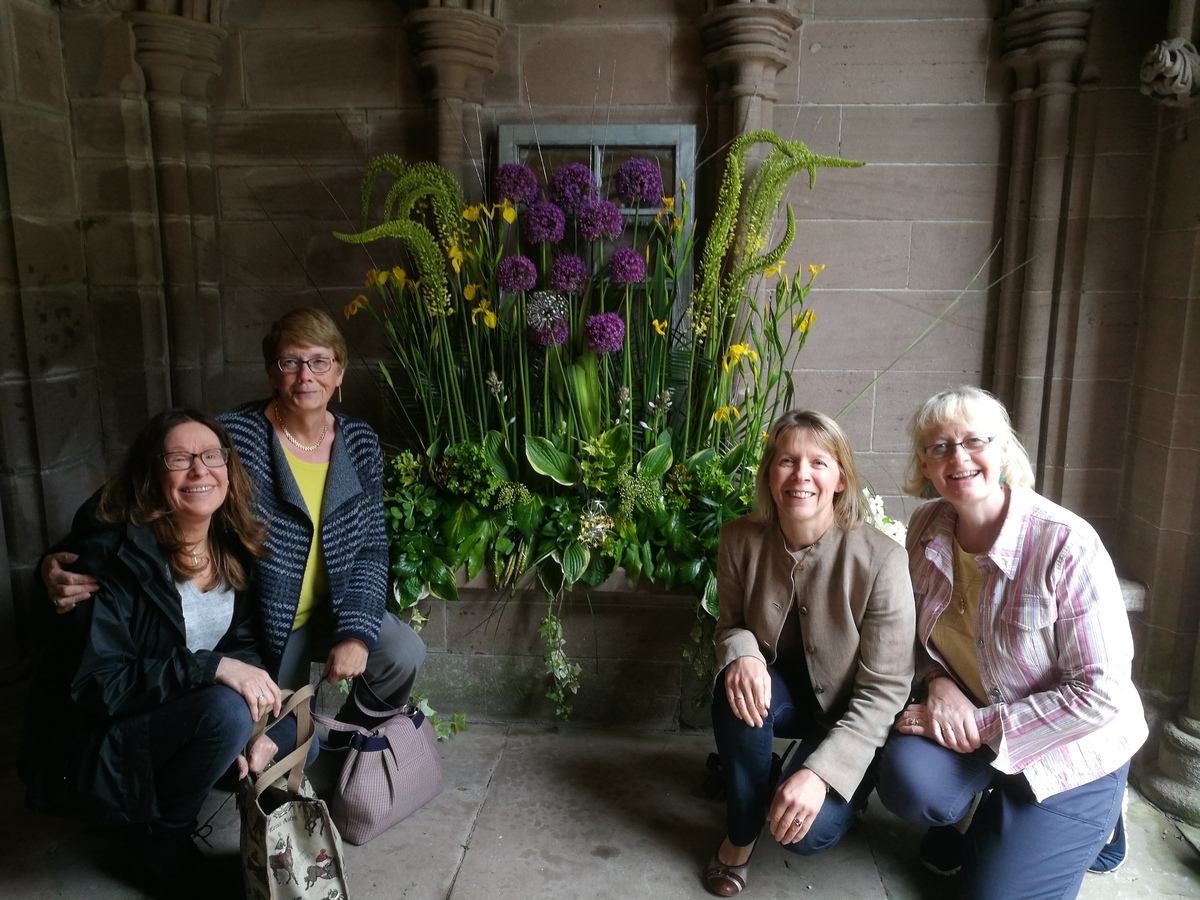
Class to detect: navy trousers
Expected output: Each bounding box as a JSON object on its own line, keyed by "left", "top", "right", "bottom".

{"left": 878, "top": 732, "right": 1126, "bottom": 900}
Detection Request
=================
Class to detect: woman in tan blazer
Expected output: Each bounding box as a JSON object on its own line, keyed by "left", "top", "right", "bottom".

{"left": 704, "top": 410, "right": 916, "bottom": 897}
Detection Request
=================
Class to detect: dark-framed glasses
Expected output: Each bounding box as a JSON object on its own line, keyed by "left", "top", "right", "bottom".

{"left": 276, "top": 357, "right": 335, "bottom": 374}
{"left": 922, "top": 436, "right": 996, "bottom": 460}
{"left": 162, "top": 448, "right": 230, "bottom": 471}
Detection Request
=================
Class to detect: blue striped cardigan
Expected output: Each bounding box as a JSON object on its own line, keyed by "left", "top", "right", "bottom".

{"left": 219, "top": 401, "right": 388, "bottom": 670}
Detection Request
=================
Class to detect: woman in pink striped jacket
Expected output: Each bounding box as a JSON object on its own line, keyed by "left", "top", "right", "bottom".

{"left": 877, "top": 385, "right": 1146, "bottom": 900}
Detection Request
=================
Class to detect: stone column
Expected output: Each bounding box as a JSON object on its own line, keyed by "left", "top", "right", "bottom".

{"left": 698, "top": 0, "right": 803, "bottom": 152}
{"left": 992, "top": 0, "right": 1094, "bottom": 478}
{"left": 127, "top": 3, "right": 226, "bottom": 408}
{"left": 402, "top": 2, "right": 505, "bottom": 189}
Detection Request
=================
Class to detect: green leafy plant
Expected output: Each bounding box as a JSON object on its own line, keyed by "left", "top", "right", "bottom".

{"left": 337, "top": 131, "right": 862, "bottom": 715}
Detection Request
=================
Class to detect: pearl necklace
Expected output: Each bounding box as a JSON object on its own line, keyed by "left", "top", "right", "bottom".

{"left": 275, "top": 402, "right": 328, "bottom": 452}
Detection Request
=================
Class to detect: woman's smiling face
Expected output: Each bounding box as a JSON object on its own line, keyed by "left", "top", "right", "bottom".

{"left": 919, "top": 416, "right": 1009, "bottom": 508}
{"left": 158, "top": 421, "right": 229, "bottom": 529}
{"left": 769, "top": 427, "right": 846, "bottom": 539}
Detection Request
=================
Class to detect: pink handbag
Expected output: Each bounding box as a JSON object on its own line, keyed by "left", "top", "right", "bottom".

{"left": 312, "top": 692, "right": 444, "bottom": 845}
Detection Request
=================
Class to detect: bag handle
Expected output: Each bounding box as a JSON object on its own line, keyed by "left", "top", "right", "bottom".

{"left": 310, "top": 704, "right": 425, "bottom": 753}
{"left": 246, "top": 682, "right": 316, "bottom": 797}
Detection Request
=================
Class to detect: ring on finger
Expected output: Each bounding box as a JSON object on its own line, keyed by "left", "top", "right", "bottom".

{"left": 794, "top": 818, "right": 805, "bottom": 828}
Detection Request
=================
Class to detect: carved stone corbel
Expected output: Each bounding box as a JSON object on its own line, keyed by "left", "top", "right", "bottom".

{"left": 403, "top": 5, "right": 505, "bottom": 185}
{"left": 699, "top": 0, "right": 802, "bottom": 148}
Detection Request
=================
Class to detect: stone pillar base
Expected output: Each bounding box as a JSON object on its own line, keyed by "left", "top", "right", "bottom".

{"left": 1139, "top": 715, "right": 1200, "bottom": 826}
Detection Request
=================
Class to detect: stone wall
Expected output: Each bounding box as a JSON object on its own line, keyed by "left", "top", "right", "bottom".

{"left": 0, "top": 0, "right": 1196, "bottom": 764}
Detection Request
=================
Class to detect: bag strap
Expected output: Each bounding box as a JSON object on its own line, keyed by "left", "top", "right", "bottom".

{"left": 247, "top": 683, "right": 316, "bottom": 797}
{"left": 311, "top": 705, "right": 426, "bottom": 753}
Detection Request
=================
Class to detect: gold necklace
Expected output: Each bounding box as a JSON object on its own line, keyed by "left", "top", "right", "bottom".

{"left": 275, "top": 402, "right": 328, "bottom": 452}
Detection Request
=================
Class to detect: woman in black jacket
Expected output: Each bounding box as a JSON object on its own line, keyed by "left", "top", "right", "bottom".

{"left": 20, "top": 409, "right": 293, "bottom": 899}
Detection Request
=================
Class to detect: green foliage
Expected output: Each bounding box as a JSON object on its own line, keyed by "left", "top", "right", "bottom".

{"left": 343, "top": 133, "right": 863, "bottom": 719}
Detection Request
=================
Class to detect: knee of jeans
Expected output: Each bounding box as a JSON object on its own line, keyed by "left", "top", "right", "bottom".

{"left": 205, "top": 686, "right": 257, "bottom": 748}
{"left": 782, "top": 827, "right": 842, "bottom": 857}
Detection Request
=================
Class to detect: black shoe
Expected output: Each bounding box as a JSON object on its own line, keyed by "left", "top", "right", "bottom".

{"left": 129, "top": 824, "right": 228, "bottom": 900}
{"left": 1088, "top": 810, "right": 1127, "bottom": 874}
{"left": 920, "top": 825, "right": 965, "bottom": 876}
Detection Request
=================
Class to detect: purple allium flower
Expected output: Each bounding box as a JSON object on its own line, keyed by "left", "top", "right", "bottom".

{"left": 522, "top": 201, "right": 566, "bottom": 244}
{"left": 609, "top": 247, "right": 646, "bottom": 284}
{"left": 497, "top": 255, "right": 537, "bottom": 292}
{"left": 492, "top": 163, "right": 539, "bottom": 204}
{"left": 585, "top": 312, "right": 626, "bottom": 354}
{"left": 615, "top": 158, "right": 665, "bottom": 206}
{"left": 578, "top": 200, "right": 624, "bottom": 242}
{"left": 548, "top": 255, "right": 590, "bottom": 295}
{"left": 548, "top": 162, "right": 597, "bottom": 209}
{"left": 530, "top": 319, "right": 569, "bottom": 348}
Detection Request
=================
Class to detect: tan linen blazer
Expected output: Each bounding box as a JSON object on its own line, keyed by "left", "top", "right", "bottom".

{"left": 714, "top": 516, "right": 916, "bottom": 799}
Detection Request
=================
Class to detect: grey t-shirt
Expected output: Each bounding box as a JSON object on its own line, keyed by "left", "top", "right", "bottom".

{"left": 177, "top": 579, "right": 236, "bottom": 652}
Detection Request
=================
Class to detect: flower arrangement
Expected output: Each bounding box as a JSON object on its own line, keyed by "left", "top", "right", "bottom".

{"left": 335, "top": 130, "right": 862, "bottom": 716}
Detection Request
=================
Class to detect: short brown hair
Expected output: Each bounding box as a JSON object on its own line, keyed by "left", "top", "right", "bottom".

{"left": 95, "top": 408, "right": 268, "bottom": 589}
{"left": 752, "top": 409, "right": 865, "bottom": 530}
{"left": 261, "top": 307, "right": 348, "bottom": 369}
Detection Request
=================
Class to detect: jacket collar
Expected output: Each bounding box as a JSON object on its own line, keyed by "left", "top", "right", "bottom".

{"left": 920, "top": 487, "right": 1033, "bottom": 580}
{"left": 114, "top": 522, "right": 186, "bottom": 636}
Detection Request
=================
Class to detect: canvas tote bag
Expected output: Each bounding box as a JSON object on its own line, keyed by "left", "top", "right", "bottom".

{"left": 238, "top": 684, "right": 351, "bottom": 899}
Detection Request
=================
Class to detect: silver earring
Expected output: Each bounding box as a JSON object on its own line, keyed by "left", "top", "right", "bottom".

{"left": 338, "top": 386, "right": 343, "bottom": 403}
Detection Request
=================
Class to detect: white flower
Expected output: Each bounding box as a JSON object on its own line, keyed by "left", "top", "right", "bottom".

{"left": 862, "top": 487, "right": 906, "bottom": 545}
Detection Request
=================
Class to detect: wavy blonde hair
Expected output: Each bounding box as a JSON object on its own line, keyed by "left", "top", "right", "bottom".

{"left": 903, "top": 385, "right": 1035, "bottom": 497}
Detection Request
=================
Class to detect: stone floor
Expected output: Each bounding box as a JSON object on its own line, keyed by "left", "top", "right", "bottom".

{"left": 3, "top": 724, "right": 1199, "bottom": 899}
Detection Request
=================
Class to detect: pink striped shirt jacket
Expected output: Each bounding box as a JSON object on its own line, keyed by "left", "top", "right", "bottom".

{"left": 907, "top": 487, "right": 1147, "bottom": 802}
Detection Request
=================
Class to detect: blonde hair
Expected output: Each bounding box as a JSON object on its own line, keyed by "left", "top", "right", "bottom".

{"left": 752, "top": 410, "right": 865, "bottom": 530}
{"left": 903, "top": 385, "right": 1035, "bottom": 497}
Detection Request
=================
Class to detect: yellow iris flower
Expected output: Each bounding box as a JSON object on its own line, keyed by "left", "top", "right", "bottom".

{"left": 722, "top": 343, "right": 759, "bottom": 373}
{"left": 391, "top": 267, "right": 408, "bottom": 289}
{"left": 448, "top": 245, "right": 465, "bottom": 274}
{"left": 463, "top": 283, "right": 484, "bottom": 301}
{"left": 652, "top": 319, "right": 669, "bottom": 336}
{"left": 463, "top": 205, "right": 483, "bottom": 222}
{"left": 500, "top": 199, "right": 517, "bottom": 224}
{"left": 808, "top": 263, "right": 825, "bottom": 279}
{"left": 794, "top": 310, "right": 817, "bottom": 333}
{"left": 764, "top": 261, "right": 787, "bottom": 279}
{"left": 344, "top": 295, "right": 369, "bottom": 319}
{"left": 364, "top": 269, "right": 378, "bottom": 287}
{"left": 713, "top": 405, "right": 741, "bottom": 424}
{"left": 471, "top": 298, "right": 497, "bottom": 328}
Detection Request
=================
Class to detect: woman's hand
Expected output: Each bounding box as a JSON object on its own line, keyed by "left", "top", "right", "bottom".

{"left": 236, "top": 733, "right": 280, "bottom": 779}
{"left": 323, "top": 639, "right": 369, "bottom": 684}
{"left": 897, "top": 676, "right": 982, "bottom": 752}
{"left": 768, "top": 768, "right": 829, "bottom": 844}
{"left": 216, "top": 657, "right": 282, "bottom": 721}
{"left": 724, "top": 655, "right": 771, "bottom": 727}
{"left": 42, "top": 552, "right": 100, "bottom": 613}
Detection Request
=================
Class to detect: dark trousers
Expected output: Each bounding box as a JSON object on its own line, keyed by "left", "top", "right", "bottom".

{"left": 710, "top": 667, "right": 875, "bottom": 854}
{"left": 143, "top": 685, "right": 257, "bottom": 830}
{"left": 878, "top": 732, "right": 1126, "bottom": 900}
{"left": 275, "top": 609, "right": 426, "bottom": 722}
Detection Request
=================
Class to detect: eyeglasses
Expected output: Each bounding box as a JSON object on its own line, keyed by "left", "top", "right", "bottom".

{"left": 162, "top": 448, "right": 231, "bottom": 471}
{"left": 922, "top": 436, "right": 996, "bottom": 460}
{"left": 276, "top": 357, "right": 335, "bottom": 374}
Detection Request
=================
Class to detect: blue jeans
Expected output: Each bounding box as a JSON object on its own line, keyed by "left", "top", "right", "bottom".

{"left": 878, "top": 733, "right": 1127, "bottom": 900}
{"left": 144, "top": 685, "right": 257, "bottom": 829}
{"left": 711, "top": 667, "right": 875, "bottom": 854}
